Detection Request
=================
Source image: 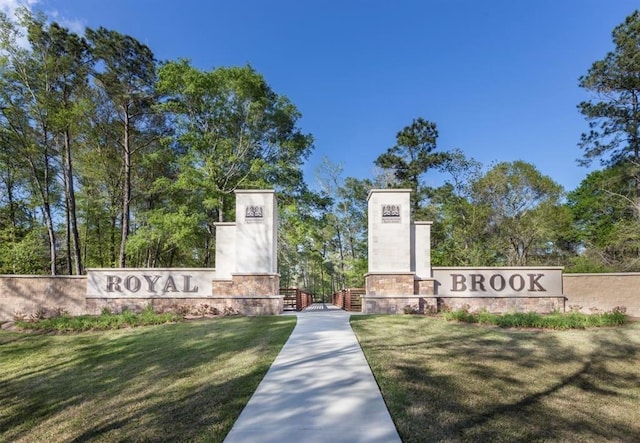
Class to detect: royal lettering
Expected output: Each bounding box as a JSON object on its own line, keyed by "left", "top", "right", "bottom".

{"left": 103, "top": 274, "right": 200, "bottom": 294}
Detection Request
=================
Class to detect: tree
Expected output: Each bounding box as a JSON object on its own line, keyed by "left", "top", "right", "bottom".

{"left": 0, "top": 10, "right": 61, "bottom": 274}
{"left": 471, "top": 161, "right": 568, "bottom": 266}
{"left": 86, "top": 27, "right": 160, "bottom": 267}
{"left": 157, "top": 60, "right": 313, "bottom": 265}
{"left": 26, "top": 18, "right": 91, "bottom": 275}
{"left": 374, "top": 117, "right": 449, "bottom": 213}
{"left": 567, "top": 166, "right": 640, "bottom": 271}
{"left": 578, "top": 10, "right": 640, "bottom": 217}
{"left": 315, "top": 157, "right": 370, "bottom": 288}
{"left": 426, "top": 149, "right": 492, "bottom": 266}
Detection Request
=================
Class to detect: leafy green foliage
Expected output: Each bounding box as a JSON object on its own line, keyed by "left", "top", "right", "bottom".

{"left": 16, "top": 305, "right": 183, "bottom": 331}
{"left": 442, "top": 307, "right": 627, "bottom": 329}
{"left": 375, "top": 117, "right": 450, "bottom": 213}
{"left": 578, "top": 10, "right": 640, "bottom": 216}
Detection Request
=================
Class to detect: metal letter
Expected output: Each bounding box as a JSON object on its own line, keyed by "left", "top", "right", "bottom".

{"left": 451, "top": 274, "right": 467, "bottom": 292}
{"left": 162, "top": 276, "right": 179, "bottom": 292}
{"left": 106, "top": 275, "right": 122, "bottom": 292}
{"left": 509, "top": 274, "right": 526, "bottom": 292}
{"left": 124, "top": 275, "right": 141, "bottom": 292}
{"left": 144, "top": 275, "right": 161, "bottom": 292}
{"left": 470, "top": 274, "right": 486, "bottom": 292}
{"left": 490, "top": 274, "right": 506, "bottom": 292}
{"left": 182, "top": 275, "right": 199, "bottom": 293}
{"left": 528, "top": 274, "right": 546, "bottom": 292}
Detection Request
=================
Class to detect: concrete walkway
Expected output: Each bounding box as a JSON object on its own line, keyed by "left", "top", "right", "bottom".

{"left": 224, "top": 303, "right": 401, "bottom": 443}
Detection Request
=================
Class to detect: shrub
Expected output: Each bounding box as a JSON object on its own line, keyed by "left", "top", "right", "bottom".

{"left": 16, "top": 308, "right": 183, "bottom": 332}
{"left": 403, "top": 304, "right": 420, "bottom": 315}
{"left": 443, "top": 307, "right": 627, "bottom": 329}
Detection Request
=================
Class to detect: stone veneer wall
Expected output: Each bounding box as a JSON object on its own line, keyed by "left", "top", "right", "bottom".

{"left": 3, "top": 273, "right": 640, "bottom": 319}
{"left": 436, "top": 296, "right": 565, "bottom": 314}
{"left": 86, "top": 296, "right": 283, "bottom": 316}
{"left": 212, "top": 274, "right": 280, "bottom": 297}
{"left": 0, "top": 274, "right": 283, "bottom": 320}
{"left": 563, "top": 273, "right": 640, "bottom": 317}
{"left": 365, "top": 273, "right": 415, "bottom": 296}
{"left": 363, "top": 274, "right": 433, "bottom": 314}
{"left": 0, "top": 275, "right": 87, "bottom": 320}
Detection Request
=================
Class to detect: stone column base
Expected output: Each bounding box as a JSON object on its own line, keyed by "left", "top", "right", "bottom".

{"left": 362, "top": 296, "right": 438, "bottom": 314}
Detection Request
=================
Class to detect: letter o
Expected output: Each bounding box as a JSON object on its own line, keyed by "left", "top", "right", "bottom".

{"left": 490, "top": 274, "right": 506, "bottom": 292}
{"left": 124, "top": 275, "right": 141, "bottom": 292}
{"left": 509, "top": 274, "right": 525, "bottom": 292}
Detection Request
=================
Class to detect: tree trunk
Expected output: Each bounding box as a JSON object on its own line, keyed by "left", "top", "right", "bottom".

{"left": 119, "top": 109, "right": 131, "bottom": 267}
{"left": 64, "top": 131, "right": 83, "bottom": 274}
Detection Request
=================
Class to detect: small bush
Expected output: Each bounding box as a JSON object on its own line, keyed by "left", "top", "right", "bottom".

{"left": 403, "top": 304, "right": 420, "bottom": 315}
{"left": 222, "top": 306, "right": 240, "bottom": 316}
{"left": 169, "top": 304, "right": 191, "bottom": 316}
{"left": 195, "top": 304, "right": 219, "bottom": 316}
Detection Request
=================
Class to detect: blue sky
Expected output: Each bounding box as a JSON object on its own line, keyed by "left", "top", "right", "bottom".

{"left": 6, "top": 0, "right": 640, "bottom": 192}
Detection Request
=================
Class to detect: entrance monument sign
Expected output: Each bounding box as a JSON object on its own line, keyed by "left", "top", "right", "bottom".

{"left": 363, "top": 189, "right": 566, "bottom": 314}
{"left": 85, "top": 190, "right": 282, "bottom": 315}
{"left": 432, "top": 267, "right": 563, "bottom": 297}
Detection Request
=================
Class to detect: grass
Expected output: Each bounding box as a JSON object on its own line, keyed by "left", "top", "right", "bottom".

{"left": 0, "top": 316, "right": 296, "bottom": 442}
{"left": 351, "top": 315, "right": 640, "bottom": 442}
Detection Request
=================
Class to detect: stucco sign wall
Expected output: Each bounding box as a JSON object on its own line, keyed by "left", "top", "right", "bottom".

{"left": 87, "top": 268, "right": 216, "bottom": 298}
{"left": 432, "top": 267, "right": 563, "bottom": 297}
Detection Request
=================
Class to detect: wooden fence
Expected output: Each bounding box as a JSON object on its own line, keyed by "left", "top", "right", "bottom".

{"left": 331, "top": 288, "right": 364, "bottom": 312}
{"left": 281, "top": 288, "right": 314, "bottom": 311}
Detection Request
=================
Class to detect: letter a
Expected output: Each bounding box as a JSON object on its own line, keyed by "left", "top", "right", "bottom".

{"left": 162, "top": 276, "right": 179, "bottom": 293}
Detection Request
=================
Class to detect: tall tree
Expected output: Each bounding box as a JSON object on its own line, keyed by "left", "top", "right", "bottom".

{"left": 27, "top": 19, "right": 91, "bottom": 275}
{"left": 86, "top": 27, "right": 159, "bottom": 267}
{"left": 374, "top": 117, "right": 449, "bottom": 213}
{"left": 157, "top": 60, "right": 313, "bottom": 265}
{"left": 578, "top": 10, "right": 640, "bottom": 217}
{"left": 567, "top": 166, "right": 640, "bottom": 271}
{"left": 0, "top": 10, "right": 61, "bottom": 274}
{"left": 472, "top": 161, "right": 568, "bottom": 266}
{"left": 426, "top": 149, "right": 491, "bottom": 266}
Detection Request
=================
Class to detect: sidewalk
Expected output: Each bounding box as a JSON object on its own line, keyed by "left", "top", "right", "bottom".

{"left": 224, "top": 303, "right": 401, "bottom": 443}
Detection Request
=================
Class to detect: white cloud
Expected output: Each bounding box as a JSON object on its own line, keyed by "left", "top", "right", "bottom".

{"left": 0, "top": 0, "right": 38, "bottom": 20}
{"left": 0, "top": 0, "right": 85, "bottom": 35}
{"left": 48, "top": 9, "right": 85, "bottom": 35}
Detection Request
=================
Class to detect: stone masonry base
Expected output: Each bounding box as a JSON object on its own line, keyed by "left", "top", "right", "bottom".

{"left": 362, "top": 296, "right": 565, "bottom": 315}
{"left": 86, "top": 296, "right": 283, "bottom": 316}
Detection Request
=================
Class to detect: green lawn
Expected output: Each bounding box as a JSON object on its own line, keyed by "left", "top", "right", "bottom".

{"left": 351, "top": 315, "right": 640, "bottom": 442}
{"left": 0, "top": 316, "right": 296, "bottom": 442}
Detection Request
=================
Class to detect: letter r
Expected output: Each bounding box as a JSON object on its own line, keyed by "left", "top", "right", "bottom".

{"left": 106, "top": 275, "right": 122, "bottom": 292}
